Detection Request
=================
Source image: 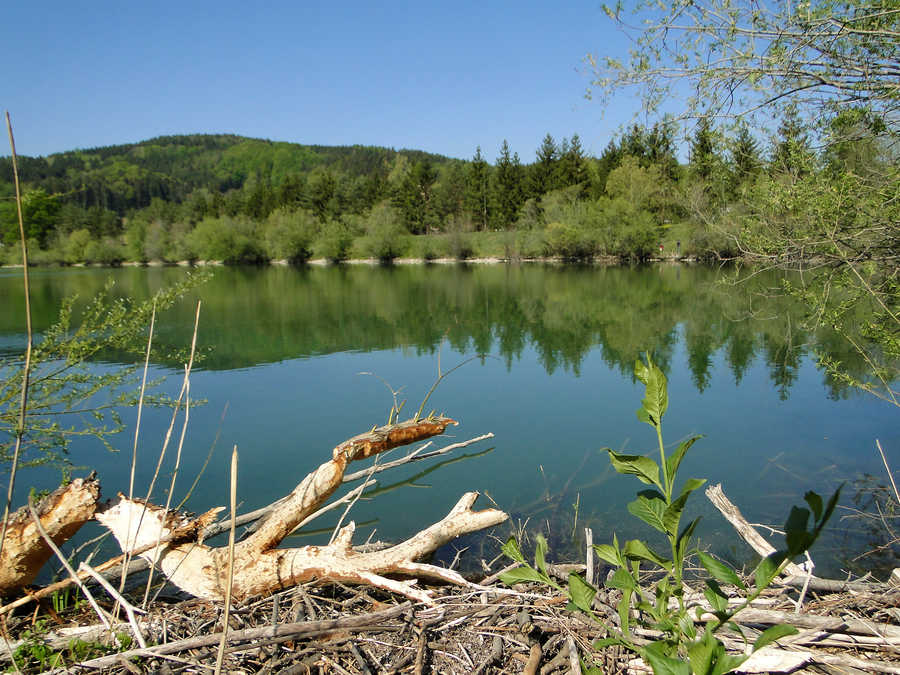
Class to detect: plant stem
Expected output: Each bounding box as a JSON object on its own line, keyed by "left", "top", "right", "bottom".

{"left": 0, "top": 112, "right": 33, "bottom": 567}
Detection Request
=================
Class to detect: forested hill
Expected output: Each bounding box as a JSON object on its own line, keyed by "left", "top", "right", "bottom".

{"left": 0, "top": 134, "right": 456, "bottom": 215}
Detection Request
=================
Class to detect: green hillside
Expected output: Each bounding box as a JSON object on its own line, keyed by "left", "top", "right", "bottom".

{"left": 0, "top": 134, "right": 455, "bottom": 215}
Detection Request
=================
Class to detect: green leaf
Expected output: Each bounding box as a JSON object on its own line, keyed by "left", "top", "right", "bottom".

{"left": 634, "top": 354, "right": 668, "bottom": 427}
{"left": 628, "top": 494, "right": 668, "bottom": 533}
{"left": 784, "top": 506, "right": 811, "bottom": 555}
{"left": 499, "top": 566, "right": 547, "bottom": 586}
{"left": 501, "top": 537, "right": 526, "bottom": 564}
{"left": 607, "top": 567, "right": 636, "bottom": 591}
{"left": 608, "top": 449, "right": 662, "bottom": 490}
{"left": 534, "top": 534, "right": 549, "bottom": 575}
{"left": 703, "top": 581, "right": 728, "bottom": 613}
{"left": 641, "top": 641, "right": 691, "bottom": 675}
{"left": 663, "top": 488, "right": 694, "bottom": 535}
{"left": 618, "top": 588, "right": 634, "bottom": 637}
{"left": 804, "top": 491, "right": 823, "bottom": 522}
{"left": 687, "top": 632, "right": 715, "bottom": 675}
{"left": 593, "top": 637, "right": 622, "bottom": 649}
{"left": 753, "top": 624, "right": 798, "bottom": 652}
{"left": 813, "top": 486, "right": 843, "bottom": 536}
{"left": 665, "top": 435, "right": 702, "bottom": 486}
{"left": 754, "top": 551, "right": 787, "bottom": 590}
{"left": 594, "top": 543, "right": 621, "bottom": 567}
{"left": 567, "top": 572, "right": 597, "bottom": 613}
{"left": 698, "top": 551, "right": 746, "bottom": 590}
{"left": 677, "top": 517, "right": 701, "bottom": 557}
{"left": 624, "top": 539, "right": 672, "bottom": 570}
{"left": 710, "top": 653, "right": 749, "bottom": 675}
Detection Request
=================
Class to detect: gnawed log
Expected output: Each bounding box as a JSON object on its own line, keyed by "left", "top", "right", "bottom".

{"left": 0, "top": 476, "right": 100, "bottom": 595}
{"left": 96, "top": 417, "right": 508, "bottom": 604}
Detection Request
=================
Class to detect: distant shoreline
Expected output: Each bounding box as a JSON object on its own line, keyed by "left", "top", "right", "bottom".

{"left": 2, "top": 255, "right": 699, "bottom": 270}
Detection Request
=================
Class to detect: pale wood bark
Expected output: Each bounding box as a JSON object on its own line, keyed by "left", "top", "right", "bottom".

{"left": 0, "top": 476, "right": 100, "bottom": 595}
{"left": 96, "top": 418, "right": 507, "bottom": 604}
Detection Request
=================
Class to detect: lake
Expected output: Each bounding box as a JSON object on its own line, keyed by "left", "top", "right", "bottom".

{"left": 1, "top": 263, "right": 897, "bottom": 579}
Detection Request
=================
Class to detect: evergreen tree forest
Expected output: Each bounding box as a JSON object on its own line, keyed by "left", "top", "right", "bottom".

{"left": 0, "top": 120, "right": 893, "bottom": 266}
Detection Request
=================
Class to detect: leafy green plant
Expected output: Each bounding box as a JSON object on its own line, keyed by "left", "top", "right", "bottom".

{"left": 1, "top": 272, "right": 209, "bottom": 475}
{"left": 502, "top": 354, "right": 840, "bottom": 674}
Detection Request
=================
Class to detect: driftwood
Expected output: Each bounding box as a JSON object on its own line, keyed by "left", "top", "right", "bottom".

{"left": 0, "top": 475, "right": 100, "bottom": 595}
{"left": 96, "top": 417, "right": 508, "bottom": 604}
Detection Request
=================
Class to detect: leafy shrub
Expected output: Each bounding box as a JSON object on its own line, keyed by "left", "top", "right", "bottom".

{"left": 84, "top": 237, "right": 125, "bottom": 265}
{"left": 187, "top": 216, "right": 265, "bottom": 264}
{"left": 315, "top": 219, "right": 354, "bottom": 263}
{"left": 515, "top": 229, "right": 547, "bottom": 259}
{"left": 361, "top": 204, "right": 407, "bottom": 262}
{"left": 61, "top": 229, "right": 92, "bottom": 264}
{"left": 263, "top": 207, "right": 319, "bottom": 263}
{"left": 545, "top": 221, "right": 596, "bottom": 260}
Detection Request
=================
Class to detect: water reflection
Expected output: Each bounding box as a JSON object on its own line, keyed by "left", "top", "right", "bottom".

{"left": 0, "top": 264, "right": 879, "bottom": 400}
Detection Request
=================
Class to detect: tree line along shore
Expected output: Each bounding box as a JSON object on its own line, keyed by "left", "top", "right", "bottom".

{"left": 3, "top": 111, "right": 892, "bottom": 268}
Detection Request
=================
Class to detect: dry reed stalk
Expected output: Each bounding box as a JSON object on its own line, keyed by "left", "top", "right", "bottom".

{"left": 78, "top": 562, "right": 147, "bottom": 649}
{"left": 128, "top": 305, "right": 156, "bottom": 500}
{"left": 214, "top": 445, "right": 239, "bottom": 675}
{"left": 140, "top": 300, "right": 201, "bottom": 607}
{"left": 877, "top": 439, "right": 899, "bottom": 505}
{"left": 0, "top": 112, "right": 33, "bottom": 567}
{"left": 26, "top": 496, "right": 110, "bottom": 630}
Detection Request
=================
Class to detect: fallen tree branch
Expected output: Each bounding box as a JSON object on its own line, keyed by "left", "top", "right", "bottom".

{"left": 0, "top": 476, "right": 100, "bottom": 596}
{"left": 96, "top": 417, "right": 507, "bottom": 604}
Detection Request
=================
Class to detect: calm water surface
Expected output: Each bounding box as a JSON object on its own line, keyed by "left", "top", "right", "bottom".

{"left": 1, "top": 264, "right": 896, "bottom": 577}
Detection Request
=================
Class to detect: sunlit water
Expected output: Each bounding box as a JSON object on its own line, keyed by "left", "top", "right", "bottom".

{"left": 1, "top": 264, "right": 896, "bottom": 578}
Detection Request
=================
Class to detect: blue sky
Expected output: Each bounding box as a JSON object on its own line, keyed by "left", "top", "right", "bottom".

{"left": 3, "top": 1, "right": 642, "bottom": 162}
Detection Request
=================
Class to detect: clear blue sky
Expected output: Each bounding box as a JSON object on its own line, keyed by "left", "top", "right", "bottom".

{"left": 3, "top": 1, "right": 640, "bottom": 162}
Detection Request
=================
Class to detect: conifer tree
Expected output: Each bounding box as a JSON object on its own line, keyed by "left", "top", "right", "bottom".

{"left": 464, "top": 147, "right": 491, "bottom": 231}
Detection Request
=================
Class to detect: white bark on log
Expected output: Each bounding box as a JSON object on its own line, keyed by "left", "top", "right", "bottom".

{"left": 0, "top": 476, "right": 100, "bottom": 595}
{"left": 96, "top": 418, "right": 508, "bottom": 604}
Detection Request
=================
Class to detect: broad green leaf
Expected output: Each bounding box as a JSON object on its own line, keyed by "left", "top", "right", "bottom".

{"left": 593, "top": 637, "right": 622, "bottom": 649}
{"left": 710, "top": 653, "right": 749, "bottom": 675}
{"left": 641, "top": 642, "right": 691, "bottom": 675}
{"left": 501, "top": 536, "right": 525, "bottom": 564}
{"left": 703, "top": 581, "right": 728, "bottom": 613}
{"left": 624, "top": 539, "right": 672, "bottom": 570}
{"left": 634, "top": 355, "right": 668, "bottom": 427}
{"left": 663, "top": 489, "right": 693, "bottom": 535}
{"left": 567, "top": 572, "right": 597, "bottom": 613}
{"left": 608, "top": 567, "right": 637, "bottom": 591}
{"left": 594, "top": 543, "right": 621, "bottom": 567}
{"left": 608, "top": 449, "right": 662, "bottom": 489}
{"left": 678, "top": 477, "right": 707, "bottom": 501}
{"left": 753, "top": 624, "right": 798, "bottom": 651}
{"left": 687, "top": 632, "right": 715, "bottom": 675}
{"left": 534, "top": 533, "right": 549, "bottom": 575}
{"left": 698, "top": 551, "right": 746, "bottom": 590}
{"left": 628, "top": 495, "right": 668, "bottom": 533}
{"left": 665, "top": 435, "right": 702, "bottom": 485}
{"left": 677, "top": 517, "right": 701, "bottom": 558}
{"left": 784, "top": 506, "right": 811, "bottom": 555}
{"left": 618, "top": 588, "right": 634, "bottom": 637}
{"left": 754, "top": 551, "right": 787, "bottom": 590}
{"left": 499, "top": 566, "right": 546, "bottom": 585}
{"left": 804, "top": 491, "right": 823, "bottom": 522}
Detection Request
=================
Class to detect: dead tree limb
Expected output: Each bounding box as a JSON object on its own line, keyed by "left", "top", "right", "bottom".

{"left": 0, "top": 476, "right": 100, "bottom": 596}
{"left": 96, "top": 417, "right": 507, "bottom": 604}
